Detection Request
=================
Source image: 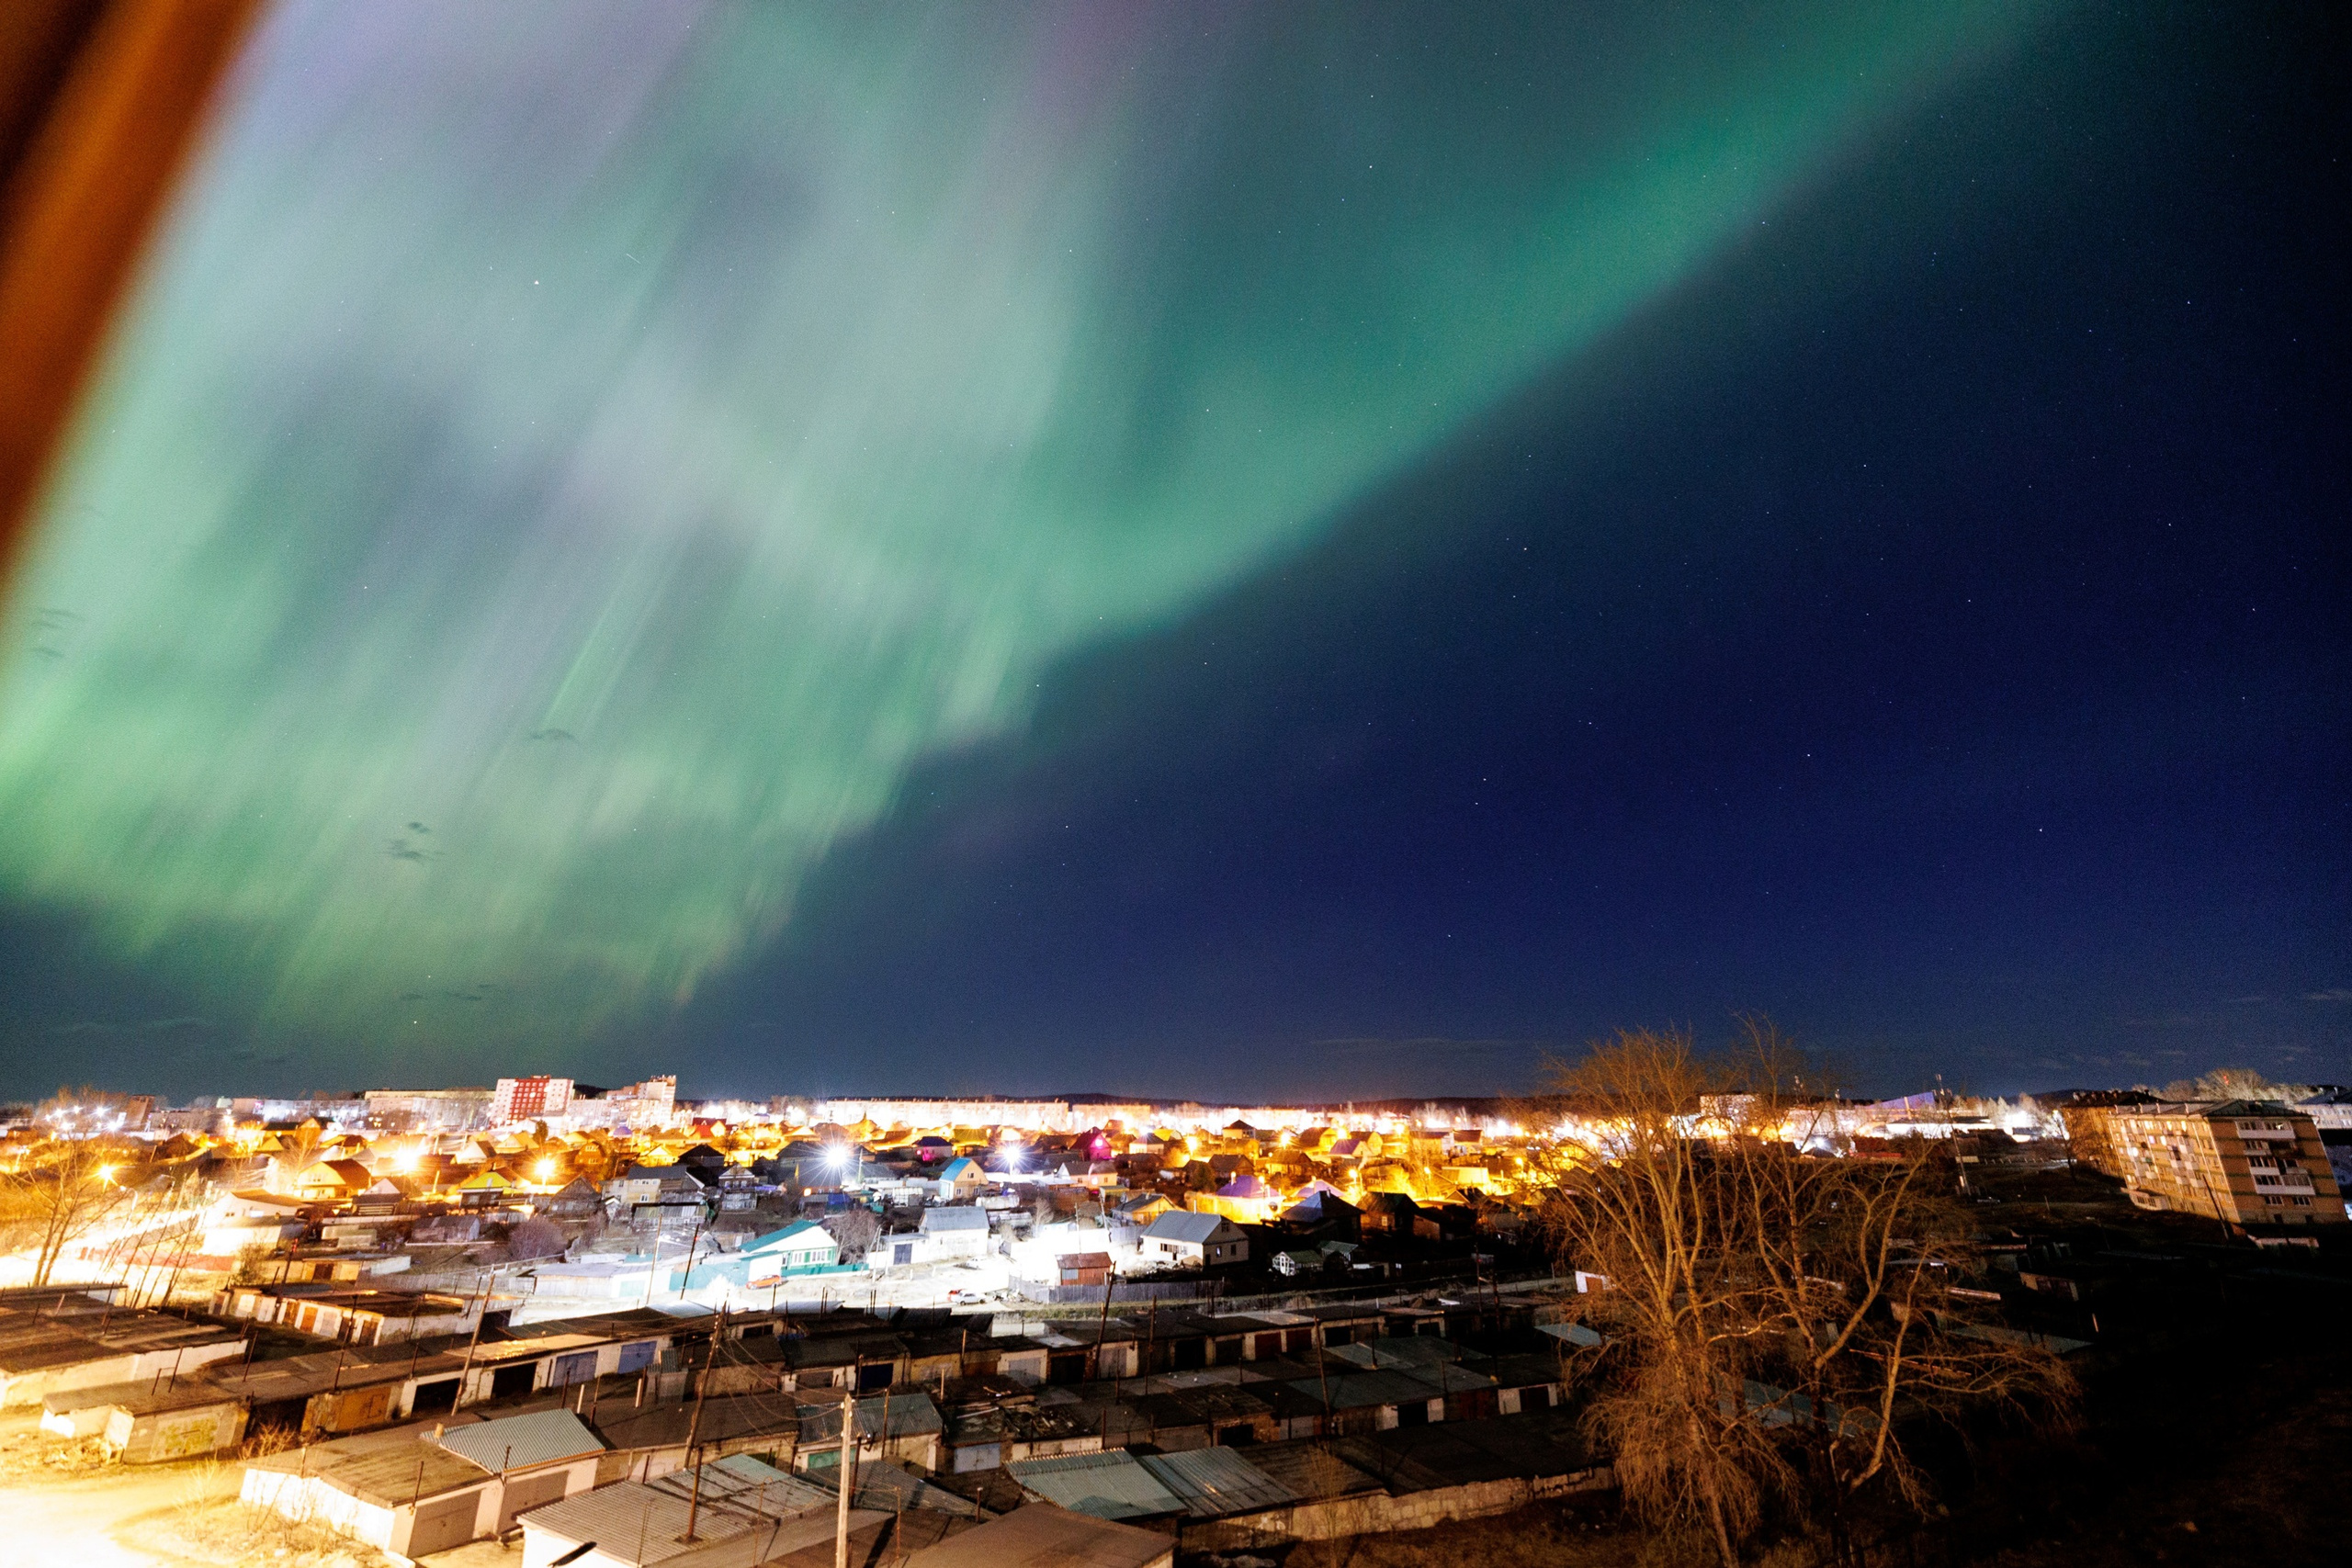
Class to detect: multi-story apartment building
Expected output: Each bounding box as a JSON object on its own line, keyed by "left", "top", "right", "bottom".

{"left": 560, "top": 1075, "right": 679, "bottom": 1131}
{"left": 2062, "top": 1099, "right": 2344, "bottom": 1226}
{"left": 491, "top": 1076, "right": 573, "bottom": 1122}
{"left": 2052, "top": 1090, "right": 2158, "bottom": 1179}
{"left": 358, "top": 1088, "right": 492, "bottom": 1131}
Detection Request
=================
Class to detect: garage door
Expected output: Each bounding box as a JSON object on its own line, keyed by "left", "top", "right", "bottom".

{"left": 499, "top": 1470, "right": 571, "bottom": 1530}
{"left": 404, "top": 1491, "right": 481, "bottom": 1558}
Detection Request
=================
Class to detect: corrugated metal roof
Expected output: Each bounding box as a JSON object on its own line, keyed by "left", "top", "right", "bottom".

{"left": 435, "top": 1407, "right": 602, "bottom": 1472}
{"left": 901, "top": 1502, "right": 1172, "bottom": 1568}
{"left": 1327, "top": 1337, "right": 1485, "bottom": 1371}
{"left": 797, "top": 1390, "right": 944, "bottom": 1443}
{"left": 516, "top": 1456, "right": 834, "bottom": 1566}
{"left": 516, "top": 1485, "right": 757, "bottom": 1562}
{"left": 1136, "top": 1448, "right": 1295, "bottom": 1517}
{"left": 1406, "top": 1362, "right": 1498, "bottom": 1393}
{"left": 250, "top": 1443, "right": 491, "bottom": 1507}
{"left": 1538, "top": 1321, "right": 1605, "bottom": 1348}
{"left": 1140, "top": 1212, "right": 1231, "bottom": 1244}
{"left": 1238, "top": 1441, "right": 1385, "bottom": 1502}
{"left": 919, "top": 1207, "right": 990, "bottom": 1232}
{"left": 1005, "top": 1450, "right": 1184, "bottom": 1520}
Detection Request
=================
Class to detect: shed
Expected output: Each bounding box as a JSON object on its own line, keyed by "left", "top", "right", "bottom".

{"left": 42, "top": 1377, "right": 248, "bottom": 1461}
{"left": 242, "top": 1439, "right": 495, "bottom": 1559}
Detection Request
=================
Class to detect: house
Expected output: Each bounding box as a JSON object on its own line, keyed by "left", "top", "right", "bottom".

{"left": 1202, "top": 1174, "right": 1278, "bottom": 1223}
{"left": 903, "top": 1500, "right": 1175, "bottom": 1568}
{"left": 740, "top": 1219, "right": 842, "bottom": 1277}
{"left": 541, "top": 1176, "right": 607, "bottom": 1218}
{"left": 716, "top": 1163, "right": 762, "bottom": 1210}
{"left": 604, "top": 1163, "right": 706, "bottom": 1208}
{"left": 881, "top": 1205, "right": 989, "bottom": 1266}
{"left": 1141, "top": 1211, "right": 1248, "bottom": 1268}
{"left": 293, "top": 1159, "right": 373, "bottom": 1201}
{"left": 201, "top": 1190, "right": 308, "bottom": 1256}
{"left": 937, "top": 1156, "right": 988, "bottom": 1201}
{"left": 1275, "top": 1187, "right": 1361, "bottom": 1242}
{"left": 1358, "top": 1190, "right": 1436, "bottom": 1237}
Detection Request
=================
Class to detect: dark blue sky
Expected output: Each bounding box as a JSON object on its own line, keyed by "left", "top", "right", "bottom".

{"left": 676, "top": 4, "right": 2349, "bottom": 1100}
{"left": 1, "top": 2, "right": 2344, "bottom": 1103}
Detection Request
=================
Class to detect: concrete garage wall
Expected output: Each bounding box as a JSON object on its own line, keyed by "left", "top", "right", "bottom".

{"left": 107, "top": 1401, "right": 248, "bottom": 1462}
{"left": 1182, "top": 1466, "right": 1616, "bottom": 1551}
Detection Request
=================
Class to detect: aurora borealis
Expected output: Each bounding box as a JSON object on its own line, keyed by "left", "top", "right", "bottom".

{"left": 2, "top": 3, "right": 2345, "bottom": 1099}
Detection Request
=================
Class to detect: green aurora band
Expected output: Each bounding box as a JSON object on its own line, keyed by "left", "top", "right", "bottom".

{"left": 0, "top": 1, "right": 2047, "bottom": 1069}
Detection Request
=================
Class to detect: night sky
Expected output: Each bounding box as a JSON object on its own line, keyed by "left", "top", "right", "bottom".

{"left": 0, "top": 2, "right": 2343, "bottom": 1102}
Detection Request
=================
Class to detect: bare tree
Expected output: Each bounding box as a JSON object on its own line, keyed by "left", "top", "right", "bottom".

{"left": 505, "top": 1216, "right": 566, "bottom": 1260}
{"left": 266, "top": 1120, "right": 325, "bottom": 1192}
{"left": 0, "top": 1140, "right": 134, "bottom": 1288}
{"left": 1527, "top": 1025, "right": 2074, "bottom": 1566}
{"left": 820, "top": 1206, "right": 880, "bottom": 1262}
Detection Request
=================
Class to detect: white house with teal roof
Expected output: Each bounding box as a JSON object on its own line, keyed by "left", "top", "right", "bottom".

{"left": 740, "top": 1220, "right": 842, "bottom": 1274}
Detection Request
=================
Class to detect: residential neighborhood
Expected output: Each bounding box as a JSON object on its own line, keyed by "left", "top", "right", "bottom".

{"left": 0, "top": 1071, "right": 2345, "bottom": 1564}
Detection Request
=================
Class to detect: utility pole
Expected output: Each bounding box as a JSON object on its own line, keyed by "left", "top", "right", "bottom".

{"left": 454, "top": 1264, "right": 499, "bottom": 1411}
{"left": 681, "top": 1305, "right": 725, "bottom": 1541}
{"left": 833, "top": 1387, "right": 857, "bottom": 1568}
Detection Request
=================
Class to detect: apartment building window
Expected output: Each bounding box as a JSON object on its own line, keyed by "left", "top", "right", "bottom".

{"left": 2291, "top": 1197, "right": 2312, "bottom": 1207}
{"left": 2264, "top": 1196, "right": 2284, "bottom": 1207}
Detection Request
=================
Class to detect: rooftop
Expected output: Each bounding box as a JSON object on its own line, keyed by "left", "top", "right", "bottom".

{"left": 434, "top": 1407, "right": 603, "bottom": 1472}
{"left": 901, "top": 1501, "right": 1173, "bottom": 1568}
{"left": 1005, "top": 1450, "right": 1184, "bottom": 1520}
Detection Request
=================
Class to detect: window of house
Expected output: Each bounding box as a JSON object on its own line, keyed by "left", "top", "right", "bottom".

{"left": 2264, "top": 1195, "right": 2283, "bottom": 1206}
